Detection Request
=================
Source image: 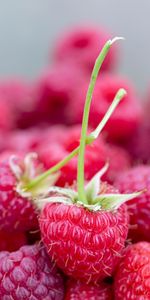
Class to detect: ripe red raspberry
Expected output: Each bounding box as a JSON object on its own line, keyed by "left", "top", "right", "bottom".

{"left": 114, "top": 242, "right": 150, "bottom": 299}
{"left": 115, "top": 165, "right": 150, "bottom": 242}
{"left": 0, "top": 243, "right": 64, "bottom": 299}
{"left": 0, "top": 230, "right": 27, "bottom": 251}
{"left": 65, "top": 279, "right": 112, "bottom": 300}
{"left": 0, "top": 79, "right": 37, "bottom": 129}
{"left": 38, "top": 126, "right": 131, "bottom": 186}
{"left": 0, "top": 154, "right": 39, "bottom": 232}
{"left": 53, "top": 25, "right": 118, "bottom": 73}
{"left": 68, "top": 74, "right": 142, "bottom": 141}
{"left": 39, "top": 182, "right": 129, "bottom": 283}
{"left": 34, "top": 63, "right": 86, "bottom": 125}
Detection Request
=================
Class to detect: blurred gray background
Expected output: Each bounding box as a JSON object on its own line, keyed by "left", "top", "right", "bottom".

{"left": 0, "top": 0, "right": 149, "bottom": 94}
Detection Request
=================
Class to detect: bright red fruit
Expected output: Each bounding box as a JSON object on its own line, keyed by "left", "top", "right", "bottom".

{"left": 0, "top": 230, "right": 27, "bottom": 251}
{"left": 114, "top": 242, "right": 150, "bottom": 299}
{"left": 39, "top": 183, "right": 129, "bottom": 283}
{"left": 68, "top": 74, "right": 142, "bottom": 141}
{"left": 0, "top": 154, "right": 39, "bottom": 232}
{"left": 115, "top": 165, "right": 150, "bottom": 242}
{"left": 65, "top": 279, "right": 112, "bottom": 300}
{"left": 53, "top": 25, "right": 118, "bottom": 73}
{"left": 38, "top": 126, "right": 131, "bottom": 186}
{"left": 0, "top": 244, "right": 64, "bottom": 299}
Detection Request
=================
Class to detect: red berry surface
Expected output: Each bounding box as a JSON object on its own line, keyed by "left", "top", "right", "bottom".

{"left": 0, "top": 156, "right": 38, "bottom": 232}
{"left": 53, "top": 25, "right": 118, "bottom": 73}
{"left": 114, "top": 242, "right": 150, "bottom": 299}
{"left": 65, "top": 279, "right": 112, "bottom": 300}
{"left": 0, "top": 230, "right": 27, "bottom": 252}
{"left": 68, "top": 74, "right": 142, "bottom": 141}
{"left": 115, "top": 165, "right": 150, "bottom": 242}
{"left": 0, "top": 244, "right": 64, "bottom": 299}
{"left": 39, "top": 183, "right": 129, "bottom": 283}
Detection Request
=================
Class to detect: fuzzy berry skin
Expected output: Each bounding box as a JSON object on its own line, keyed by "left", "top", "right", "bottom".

{"left": 53, "top": 25, "right": 118, "bottom": 73}
{"left": 38, "top": 126, "right": 131, "bottom": 186}
{"left": 0, "top": 230, "right": 27, "bottom": 252}
{"left": 115, "top": 165, "right": 150, "bottom": 242}
{"left": 39, "top": 184, "right": 129, "bottom": 283}
{"left": 69, "top": 75, "right": 142, "bottom": 141}
{"left": 114, "top": 242, "right": 150, "bottom": 299}
{"left": 0, "top": 158, "right": 38, "bottom": 232}
{"left": 0, "top": 244, "right": 64, "bottom": 299}
{"left": 34, "top": 63, "right": 87, "bottom": 125}
{"left": 65, "top": 279, "right": 112, "bottom": 300}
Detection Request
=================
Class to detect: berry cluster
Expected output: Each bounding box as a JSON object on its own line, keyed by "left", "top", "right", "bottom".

{"left": 0, "top": 25, "right": 149, "bottom": 299}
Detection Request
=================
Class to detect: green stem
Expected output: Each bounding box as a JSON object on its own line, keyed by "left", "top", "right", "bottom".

{"left": 25, "top": 37, "right": 124, "bottom": 193}
{"left": 77, "top": 38, "right": 123, "bottom": 204}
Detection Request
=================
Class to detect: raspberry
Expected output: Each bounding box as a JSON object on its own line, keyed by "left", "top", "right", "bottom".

{"left": 34, "top": 63, "right": 86, "bottom": 125}
{"left": 0, "top": 231, "right": 27, "bottom": 252}
{"left": 0, "top": 79, "right": 37, "bottom": 129}
{"left": 115, "top": 165, "right": 150, "bottom": 242}
{"left": 0, "top": 243, "right": 64, "bottom": 299}
{"left": 39, "top": 37, "right": 132, "bottom": 285}
{"left": 0, "top": 155, "right": 39, "bottom": 232}
{"left": 53, "top": 25, "right": 118, "bottom": 73}
{"left": 114, "top": 242, "right": 150, "bottom": 299}
{"left": 39, "top": 183, "right": 129, "bottom": 283}
{"left": 68, "top": 74, "right": 142, "bottom": 141}
{"left": 65, "top": 279, "right": 112, "bottom": 300}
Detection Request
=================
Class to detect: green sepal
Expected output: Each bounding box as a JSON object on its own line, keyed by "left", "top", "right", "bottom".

{"left": 94, "top": 191, "right": 143, "bottom": 210}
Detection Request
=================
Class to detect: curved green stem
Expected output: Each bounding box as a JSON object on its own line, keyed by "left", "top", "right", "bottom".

{"left": 25, "top": 37, "right": 124, "bottom": 194}
{"left": 77, "top": 38, "right": 123, "bottom": 204}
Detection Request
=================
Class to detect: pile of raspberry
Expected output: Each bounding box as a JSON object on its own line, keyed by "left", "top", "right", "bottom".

{"left": 0, "top": 24, "right": 149, "bottom": 300}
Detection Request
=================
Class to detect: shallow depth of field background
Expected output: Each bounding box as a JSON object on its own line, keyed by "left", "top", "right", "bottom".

{"left": 0, "top": 0, "right": 149, "bottom": 93}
